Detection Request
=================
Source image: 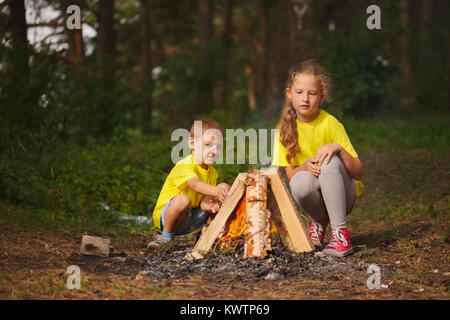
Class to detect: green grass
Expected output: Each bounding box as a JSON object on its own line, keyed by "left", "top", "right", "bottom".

{"left": 146, "top": 284, "right": 169, "bottom": 299}
{"left": 0, "top": 127, "right": 249, "bottom": 237}
{"left": 1, "top": 115, "right": 448, "bottom": 238}
{"left": 343, "top": 114, "right": 450, "bottom": 151}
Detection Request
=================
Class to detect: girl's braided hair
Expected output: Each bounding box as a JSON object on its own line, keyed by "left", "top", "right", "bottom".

{"left": 277, "top": 60, "right": 332, "bottom": 165}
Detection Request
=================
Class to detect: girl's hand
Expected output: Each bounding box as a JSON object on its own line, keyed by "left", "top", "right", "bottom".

{"left": 315, "top": 143, "right": 342, "bottom": 166}
{"left": 305, "top": 156, "right": 320, "bottom": 177}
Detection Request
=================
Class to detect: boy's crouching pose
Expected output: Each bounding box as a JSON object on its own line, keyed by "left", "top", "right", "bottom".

{"left": 148, "top": 118, "right": 230, "bottom": 248}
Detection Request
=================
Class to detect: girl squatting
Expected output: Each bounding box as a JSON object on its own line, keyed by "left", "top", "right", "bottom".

{"left": 273, "top": 60, "right": 364, "bottom": 257}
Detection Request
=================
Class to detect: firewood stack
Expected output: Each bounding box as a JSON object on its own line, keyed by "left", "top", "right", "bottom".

{"left": 186, "top": 168, "right": 313, "bottom": 261}
{"left": 243, "top": 173, "right": 272, "bottom": 258}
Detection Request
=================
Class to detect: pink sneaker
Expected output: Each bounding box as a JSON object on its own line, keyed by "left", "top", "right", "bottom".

{"left": 308, "top": 216, "right": 329, "bottom": 247}
{"left": 322, "top": 227, "right": 353, "bottom": 257}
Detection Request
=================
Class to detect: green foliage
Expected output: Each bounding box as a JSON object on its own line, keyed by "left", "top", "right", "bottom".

{"left": 343, "top": 114, "right": 450, "bottom": 151}
{"left": 152, "top": 37, "right": 251, "bottom": 131}
{"left": 0, "top": 46, "right": 156, "bottom": 146}
{"left": 1, "top": 0, "right": 449, "bottom": 237}
{"left": 1, "top": 113, "right": 448, "bottom": 234}
{"left": 0, "top": 43, "right": 67, "bottom": 135}
{"left": 0, "top": 128, "right": 174, "bottom": 232}
{"left": 319, "top": 3, "right": 399, "bottom": 118}
{"left": 319, "top": 0, "right": 449, "bottom": 118}
{"left": 321, "top": 32, "right": 397, "bottom": 118}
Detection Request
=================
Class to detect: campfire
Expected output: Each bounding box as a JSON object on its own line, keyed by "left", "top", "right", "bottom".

{"left": 186, "top": 168, "right": 313, "bottom": 260}
{"left": 217, "top": 173, "right": 277, "bottom": 258}
{"left": 217, "top": 194, "right": 247, "bottom": 251}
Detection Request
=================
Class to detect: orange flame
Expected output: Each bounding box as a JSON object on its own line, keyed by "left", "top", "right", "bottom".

{"left": 218, "top": 193, "right": 277, "bottom": 250}
{"left": 219, "top": 195, "right": 247, "bottom": 250}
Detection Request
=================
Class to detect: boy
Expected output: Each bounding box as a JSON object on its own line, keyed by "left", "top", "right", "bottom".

{"left": 148, "top": 118, "right": 230, "bottom": 247}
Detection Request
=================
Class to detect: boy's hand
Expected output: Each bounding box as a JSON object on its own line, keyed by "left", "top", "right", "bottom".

{"left": 216, "top": 183, "right": 230, "bottom": 203}
{"left": 201, "top": 195, "right": 221, "bottom": 213}
{"left": 208, "top": 198, "right": 220, "bottom": 214}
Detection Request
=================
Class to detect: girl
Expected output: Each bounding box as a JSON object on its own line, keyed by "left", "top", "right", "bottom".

{"left": 272, "top": 60, "right": 363, "bottom": 257}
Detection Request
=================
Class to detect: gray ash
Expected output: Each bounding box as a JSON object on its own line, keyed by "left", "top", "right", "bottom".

{"left": 73, "top": 241, "right": 369, "bottom": 283}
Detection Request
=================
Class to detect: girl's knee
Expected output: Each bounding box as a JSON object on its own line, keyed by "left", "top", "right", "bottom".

{"left": 319, "top": 155, "right": 344, "bottom": 174}
{"left": 289, "top": 171, "right": 319, "bottom": 200}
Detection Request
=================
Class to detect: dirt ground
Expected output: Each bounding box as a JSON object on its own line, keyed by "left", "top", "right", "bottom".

{"left": 0, "top": 215, "right": 448, "bottom": 300}
{"left": 0, "top": 149, "right": 449, "bottom": 300}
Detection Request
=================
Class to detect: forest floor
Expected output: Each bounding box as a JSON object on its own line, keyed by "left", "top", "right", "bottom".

{"left": 0, "top": 148, "right": 449, "bottom": 300}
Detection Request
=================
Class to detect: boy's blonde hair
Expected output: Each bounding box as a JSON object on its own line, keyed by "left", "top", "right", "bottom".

{"left": 189, "top": 118, "right": 224, "bottom": 138}
{"left": 277, "top": 60, "right": 332, "bottom": 165}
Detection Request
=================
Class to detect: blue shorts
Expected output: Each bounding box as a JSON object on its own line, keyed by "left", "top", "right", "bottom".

{"left": 160, "top": 197, "right": 209, "bottom": 235}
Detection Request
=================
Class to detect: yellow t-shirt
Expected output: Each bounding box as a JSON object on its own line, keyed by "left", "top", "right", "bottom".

{"left": 272, "top": 109, "right": 364, "bottom": 200}
{"left": 152, "top": 154, "right": 218, "bottom": 230}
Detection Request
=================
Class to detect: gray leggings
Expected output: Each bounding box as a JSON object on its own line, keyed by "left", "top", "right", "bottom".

{"left": 289, "top": 155, "right": 356, "bottom": 229}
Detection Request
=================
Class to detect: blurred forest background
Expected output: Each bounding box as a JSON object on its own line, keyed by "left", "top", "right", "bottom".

{"left": 0, "top": 0, "right": 449, "bottom": 233}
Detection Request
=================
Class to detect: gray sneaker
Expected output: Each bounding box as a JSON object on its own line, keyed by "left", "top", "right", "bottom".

{"left": 147, "top": 234, "right": 172, "bottom": 248}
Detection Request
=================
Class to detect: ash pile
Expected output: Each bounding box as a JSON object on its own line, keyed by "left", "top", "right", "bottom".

{"left": 102, "top": 241, "right": 369, "bottom": 283}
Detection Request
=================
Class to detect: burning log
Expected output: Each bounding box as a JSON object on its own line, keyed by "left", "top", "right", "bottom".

{"left": 187, "top": 169, "right": 313, "bottom": 260}
{"left": 243, "top": 173, "right": 272, "bottom": 258}
{"left": 217, "top": 173, "right": 273, "bottom": 258}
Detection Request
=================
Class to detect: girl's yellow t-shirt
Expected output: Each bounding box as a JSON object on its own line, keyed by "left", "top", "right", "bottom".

{"left": 152, "top": 154, "right": 218, "bottom": 230}
{"left": 272, "top": 109, "right": 364, "bottom": 200}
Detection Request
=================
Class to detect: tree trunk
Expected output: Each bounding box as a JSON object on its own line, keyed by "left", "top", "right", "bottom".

{"left": 7, "top": 0, "right": 29, "bottom": 75}
{"left": 97, "top": 0, "right": 115, "bottom": 83}
{"left": 399, "top": 0, "right": 410, "bottom": 76}
{"left": 140, "top": 0, "right": 153, "bottom": 134}
{"left": 420, "top": 0, "right": 434, "bottom": 63}
{"left": 245, "top": 65, "right": 257, "bottom": 111}
{"left": 97, "top": 0, "right": 116, "bottom": 64}
{"left": 197, "top": 0, "right": 213, "bottom": 113}
{"left": 6, "top": 0, "right": 31, "bottom": 129}
{"left": 61, "top": 0, "right": 86, "bottom": 136}
{"left": 216, "top": 0, "right": 233, "bottom": 108}
{"left": 263, "top": 0, "right": 315, "bottom": 120}
{"left": 260, "top": 0, "right": 270, "bottom": 110}
{"left": 93, "top": 0, "right": 117, "bottom": 135}
{"left": 198, "top": 0, "right": 213, "bottom": 43}
{"left": 291, "top": 0, "right": 316, "bottom": 58}
{"left": 61, "top": 0, "right": 84, "bottom": 71}
{"left": 222, "top": 0, "right": 232, "bottom": 47}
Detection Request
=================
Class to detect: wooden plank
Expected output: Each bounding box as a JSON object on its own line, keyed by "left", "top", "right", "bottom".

{"left": 228, "top": 173, "right": 248, "bottom": 195}
{"left": 267, "top": 187, "right": 295, "bottom": 251}
{"left": 187, "top": 173, "right": 247, "bottom": 259}
{"left": 277, "top": 167, "right": 306, "bottom": 219}
{"left": 263, "top": 168, "right": 313, "bottom": 252}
